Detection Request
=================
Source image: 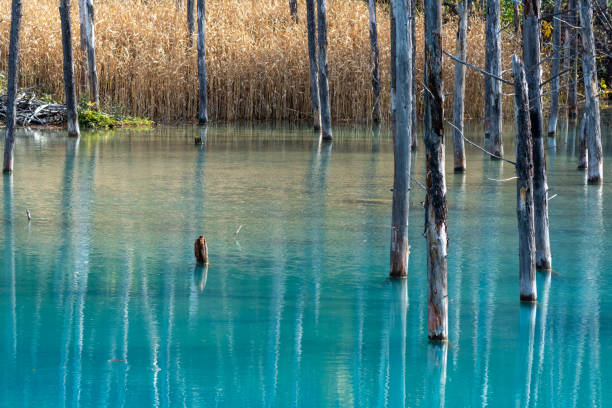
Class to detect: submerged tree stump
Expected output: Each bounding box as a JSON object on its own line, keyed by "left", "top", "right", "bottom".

{"left": 194, "top": 235, "right": 209, "bottom": 264}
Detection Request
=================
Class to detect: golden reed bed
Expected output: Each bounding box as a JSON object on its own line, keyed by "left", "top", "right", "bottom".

{"left": 0, "top": 0, "right": 520, "bottom": 123}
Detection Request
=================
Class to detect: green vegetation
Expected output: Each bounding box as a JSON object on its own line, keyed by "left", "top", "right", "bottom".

{"left": 78, "top": 101, "right": 152, "bottom": 129}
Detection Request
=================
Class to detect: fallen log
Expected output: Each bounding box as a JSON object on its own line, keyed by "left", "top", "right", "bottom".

{"left": 0, "top": 91, "right": 68, "bottom": 126}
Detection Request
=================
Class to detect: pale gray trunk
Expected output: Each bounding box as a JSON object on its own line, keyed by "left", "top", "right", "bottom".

{"left": 306, "top": 0, "right": 321, "bottom": 131}
{"left": 389, "top": 0, "right": 412, "bottom": 279}
{"left": 188, "top": 0, "right": 195, "bottom": 38}
{"left": 484, "top": 0, "right": 503, "bottom": 157}
{"left": 567, "top": 0, "right": 578, "bottom": 120}
{"left": 577, "top": 112, "right": 587, "bottom": 169}
{"left": 2, "top": 0, "right": 22, "bottom": 173}
{"left": 424, "top": 0, "right": 447, "bottom": 341}
{"left": 547, "top": 0, "right": 562, "bottom": 137}
{"left": 289, "top": 0, "right": 298, "bottom": 23}
{"left": 78, "top": 0, "right": 88, "bottom": 97}
{"left": 197, "top": 0, "right": 208, "bottom": 124}
{"left": 578, "top": 0, "right": 603, "bottom": 184}
{"left": 60, "top": 0, "right": 81, "bottom": 138}
{"left": 452, "top": 0, "right": 470, "bottom": 172}
{"left": 411, "top": 0, "right": 418, "bottom": 150}
{"left": 367, "top": 0, "right": 381, "bottom": 123}
{"left": 316, "top": 0, "right": 332, "bottom": 140}
{"left": 523, "top": 0, "right": 551, "bottom": 270}
{"left": 512, "top": 55, "right": 537, "bottom": 302}
{"left": 85, "top": 0, "right": 98, "bottom": 107}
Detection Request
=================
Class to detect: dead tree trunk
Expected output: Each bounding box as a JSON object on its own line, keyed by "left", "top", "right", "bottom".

{"left": 484, "top": 0, "right": 503, "bottom": 157}
{"left": 197, "top": 0, "right": 208, "bottom": 124}
{"left": 512, "top": 55, "right": 537, "bottom": 302}
{"left": 367, "top": 0, "right": 381, "bottom": 124}
{"left": 316, "top": 0, "right": 333, "bottom": 140}
{"left": 2, "top": 0, "right": 22, "bottom": 173}
{"left": 547, "top": 0, "right": 562, "bottom": 137}
{"left": 60, "top": 0, "right": 81, "bottom": 138}
{"left": 389, "top": 0, "right": 413, "bottom": 279}
{"left": 578, "top": 0, "right": 603, "bottom": 184}
{"left": 289, "top": 0, "right": 298, "bottom": 23}
{"left": 578, "top": 112, "right": 587, "bottom": 169}
{"left": 188, "top": 0, "right": 195, "bottom": 40}
{"left": 424, "top": 0, "right": 448, "bottom": 341}
{"left": 452, "top": 0, "right": 470, "bottom": 172}
{"left": 306, "top": 0, "right": 321, "bottom": 131}
{"left": 513, "top": 1, "right": 520, "bottom": 36}
{"left": 84, "top": 0, "right": 98, "bottom": 107}
{"left": 78, "top": 0, "right": 88, "bottom": 97}
{"left": 523, "top": 0, "right": 551, "bottom": 270}
{"left": 411, "top": 0, "right": 418, "bottom": 151}
{"left": 567, "top": 0, "right": 578, "bottom": 120}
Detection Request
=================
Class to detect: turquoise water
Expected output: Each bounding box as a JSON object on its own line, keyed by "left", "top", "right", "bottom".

{"left": 1, "top": 118, "right": 611, "bottom": 407}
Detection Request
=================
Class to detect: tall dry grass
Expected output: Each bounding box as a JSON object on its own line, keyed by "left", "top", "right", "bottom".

{"left": 0, "top": 0, "right": 519, "bottom": 123}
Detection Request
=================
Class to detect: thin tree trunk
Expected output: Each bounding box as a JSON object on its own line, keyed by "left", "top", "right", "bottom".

{"left": 306, "top": 0, "right": 321, "bottom": 131}
{"left": 60, "top": 0, "right": 81, "bottom": 138}
{"left": 367, "top": 0, "right": 381, "bottom": 124}
{"left": 289, "top": 0, "right": 298, "bottom": 23}
{"left": 78, "top": 0, "right": 88, "bottom": 98}
{"left": 577, "top": 112, "right": 587, "bottom": 169}
{"left": 187, "top": 0, "right": 195, "bottom": 39}
{"left": 424, "top": 0, "right": 448, "bottom": 341}
{"left": 316, "top": 0, "right": 332, "bottom": 140}
{"left": 452, "top": 0, "right": 470, "bottom": 172}
{"left": 567, "top": 0, "right": 578, "bottom": 120}
{"left": 411, "top": 0, "right": 418, "bottom": 151}
{"left": 484, "top": 0, "right": 503, "bottom": 157}
{"left": 547, "top": 0, "right": 562, "bottom": 137}
{"left": 389, "top": 0, "right": 413, "bottom": 279}
{"left": 578, "top": 0, "right": 603, "bottom": 184}
{"left": 2, "top": 0, "right": 22, "bottom": 173}
{"left": 512, "top": 55, "right": 537, "bottom": 302}
{"left": 84, "top": 0, "right": 98, "bottom": 107}
{"left": 197, "top": 0, "right": 208, "bottom": 124}
{"left": 513, "top": 1, "right": 520, "bottom": 37}
{"left": 523, "top": 0, "right": 551, "bottom": 270}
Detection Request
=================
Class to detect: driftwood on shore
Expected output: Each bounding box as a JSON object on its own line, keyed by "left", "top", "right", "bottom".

{"left": 0, "top": 90, "right": 67, "bottom": 126}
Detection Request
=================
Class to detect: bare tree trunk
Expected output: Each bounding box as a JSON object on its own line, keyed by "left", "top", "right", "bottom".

{"left": 84, "top": 0, "right": 98, "bottom": 107}
{"left": 316, "top": 0, "right": 332, "bottom": 140}
{"left": 197, "top": 0, "right": 208, "bottom": 124}
{"left": 188, "top": 0, "right": 195, "bottom": 40}
{"left": 60, "top": 0, "right": 81, "bottom": 138}
{"left": 389, "top": 0, "right": 413, "bottom": 279}
{"left": 306, "top": 0, "right": 321, "bottom": 131}
{"left": 484, "top": 0, "right": 503, "bottom": 157}
{"left": 452, "top": 0, "right": 470, "bottom": 172}
{"left": 424, "top": 0, "right": 447, "bottom": 341}
{"left": 78, "top": 0, "right": 88, "bottom": 98}
{"left": 578, "top": 0, "right": 603, "bottom": 184}
{"left": 289, "top": 0, "right": 298, "bottom": 23}
{"left": 2, "top": 0, "right": 22, "bottom": 173}
{"left": 523, "top": 0, "right": 551, "bottom": 270}
{"left": 368, "top": 0, "right": 381, "bottom": 124}
{"left": 567, "top": 0, "right": 578, "bottom": 120}
{"left": 512, "top": 55, "right": 537, "bottom": 302}
{"left": 411, "top": 0, "right": 418, "bottom": 151}
{"left": 547, "top": 0, "right": 562, "bottom": 137}
{"left": 578, "top": 112, "right": 587, "bottom": 169}
{"left": 513, "top": 1, "right": 520, "bottom": 36}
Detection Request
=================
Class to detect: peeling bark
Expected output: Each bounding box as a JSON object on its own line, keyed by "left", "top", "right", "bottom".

{"left": 389, "top": 0, "right": 413, "bottom": 279}
{"left": 60, "top": 0, "right": 81, "bottom": 138}
{"left": 547, "top": 0, "right": 562, "bottom": 137}
{"left": 368, "top": 0, "right": 381, "bottom": 123}
{"left": 578, "top": 0, "right": 603, "bottom": 184}
{"left": 316, "top": 0, "right": 333, "bottom": 140}
{"left": 2, "top": 0, "right": 22, "bottom": 173}
{"left": 306, "top": 0, "right": 321, "bottom": 131}
{"left": 484, "top": 0, "right": 503, "bottom": 157}
{"left": 513, "top": 55, "right": 537, "bottom": 302}
{"left": 197, "top": 0, "right": 208, "bottom": 124}
{"left": 523, "top": 0, "right": 551, "bottom": 270}
{"left": 452, "top": 0, "right": 470, "bottom": 172}
{"left": 424, "top": 0, "right": 447, "bottom": 341}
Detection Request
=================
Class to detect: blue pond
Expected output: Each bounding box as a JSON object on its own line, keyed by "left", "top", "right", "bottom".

{"left": 1, "top": 118, "right": 611, "bottom": 407}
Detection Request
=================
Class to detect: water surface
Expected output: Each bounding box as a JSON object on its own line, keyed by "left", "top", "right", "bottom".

{"left": 1, "top": 118, "right": 611, "bottom": 407}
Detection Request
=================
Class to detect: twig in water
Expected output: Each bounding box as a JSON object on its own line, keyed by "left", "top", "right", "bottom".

{"left": 26, "top": 209, "right": 31, "bottom": 221}
{"left": 548, "top": 194, "right": 558, "bottom": 200}
{"left": 411, "top": 176, "right": 426, "bottom": 191}
{"left": 487, "top": 176, "right": 518, "bottom": 182}
{"left": 445, "top": 119, "right": 517, "bottom": 166}
{"left": 227, "top": 225, "right": 244, "bottom": 242}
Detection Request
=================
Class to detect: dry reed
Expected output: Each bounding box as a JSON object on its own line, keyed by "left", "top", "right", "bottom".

{"left": 0, "top": 0, "right": 523, "bottom": 123}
